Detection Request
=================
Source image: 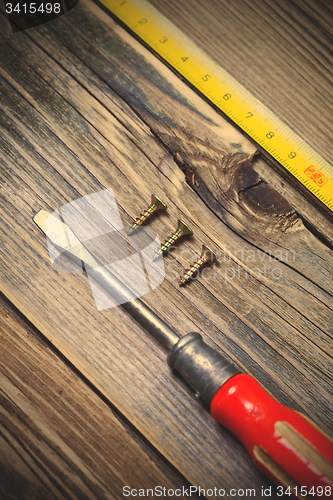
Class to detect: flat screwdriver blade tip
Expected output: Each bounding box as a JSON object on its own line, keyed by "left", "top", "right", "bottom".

{"left": 33, "top": 210, "right": 52, "bottom": 233}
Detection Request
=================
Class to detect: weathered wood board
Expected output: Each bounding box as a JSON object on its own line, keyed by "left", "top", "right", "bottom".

{"left": 147, "top": 0, "right": 333, "bottom": 236}
{"left": 0, "top": 295, "right": 195, "bottom": 500}
{"left": 0, "top": 0, "right": 332, "bottom": 497}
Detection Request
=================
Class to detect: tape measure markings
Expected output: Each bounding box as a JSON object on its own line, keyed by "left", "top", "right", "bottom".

{"left": 100, "top": 0, "right": 333, "bottom": 211}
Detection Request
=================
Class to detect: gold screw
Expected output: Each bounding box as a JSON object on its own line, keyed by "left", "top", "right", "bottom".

{"left": 179, "top": 244, "right": 216, "bottom": 286}
{"left": 128, "top": 194, "right": 167, "bottom": 235}
{"left": 153, "top": 219, "right": 193, "bottom": 260}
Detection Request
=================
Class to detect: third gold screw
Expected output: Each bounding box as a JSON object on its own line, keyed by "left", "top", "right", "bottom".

{"left": 179, "top": 244, "right": 216, "bottom": 286}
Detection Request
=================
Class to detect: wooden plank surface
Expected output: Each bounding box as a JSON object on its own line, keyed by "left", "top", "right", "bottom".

{"left": 146, "top": 0, "right": 333, "bottom": 233}
{"left": 0, "top": 0, "right": 332, "bottom": 498}
{"left": 146, "top": 0, "right": 333, "bottom": 169}
{"left": 0, "top": 295, "right": 196, "bottom": 500}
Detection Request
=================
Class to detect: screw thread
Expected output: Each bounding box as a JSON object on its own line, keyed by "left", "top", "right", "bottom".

{"left": 153, "top": 228, "right": 184, "bottom": 259}
{"left": 162, "top": 228, "right": 182, "bottom": 251}
{"left": 129, "top": 203, "right": 157, "bottom": 233}
{"left": 179, "top": 255, "right": 206, "bottom": 285}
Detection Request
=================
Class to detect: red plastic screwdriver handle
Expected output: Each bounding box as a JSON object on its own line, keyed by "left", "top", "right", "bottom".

{"left": 211, "top": 374, "right": 333, "bottom": 496}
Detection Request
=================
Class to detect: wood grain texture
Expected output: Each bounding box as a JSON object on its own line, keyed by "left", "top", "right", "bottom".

{"left": 148, "top": 0, "right": 333, "bottom": 164}
{"left": 147, "top": 0, "right": 333, "bottom": 233}
{"left": 0, "top": 0, "right": 332, "bottom": 497}
{"left": 0, "top": 295, "right": 196, "bottom": 500}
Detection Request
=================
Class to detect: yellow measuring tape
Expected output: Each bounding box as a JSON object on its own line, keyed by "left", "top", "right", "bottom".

{"left": 99, "top": 0, "right": 333, "bottom": 212}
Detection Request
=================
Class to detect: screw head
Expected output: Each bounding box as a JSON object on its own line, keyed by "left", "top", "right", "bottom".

{"left": 201, "top": 244, "right": 216, "bottom": 262}
{"left": 177, "top": 219, "right": 193, "bottom": 236}
{"left": 151, "top": 194, "right": 167, "bottom": 211}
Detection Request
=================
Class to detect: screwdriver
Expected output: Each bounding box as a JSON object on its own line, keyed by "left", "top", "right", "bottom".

{"left": 33, "top": 209, "right": 333, "bottom": 496}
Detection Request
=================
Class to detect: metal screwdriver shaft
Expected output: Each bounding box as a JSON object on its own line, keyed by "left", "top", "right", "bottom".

{"left": 33, "top": 210, "right": 178, "bottom": 349}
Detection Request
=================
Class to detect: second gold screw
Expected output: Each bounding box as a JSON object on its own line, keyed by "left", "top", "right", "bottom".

{"left": 153, "top": 219, "right": 193, "bottom": 260}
